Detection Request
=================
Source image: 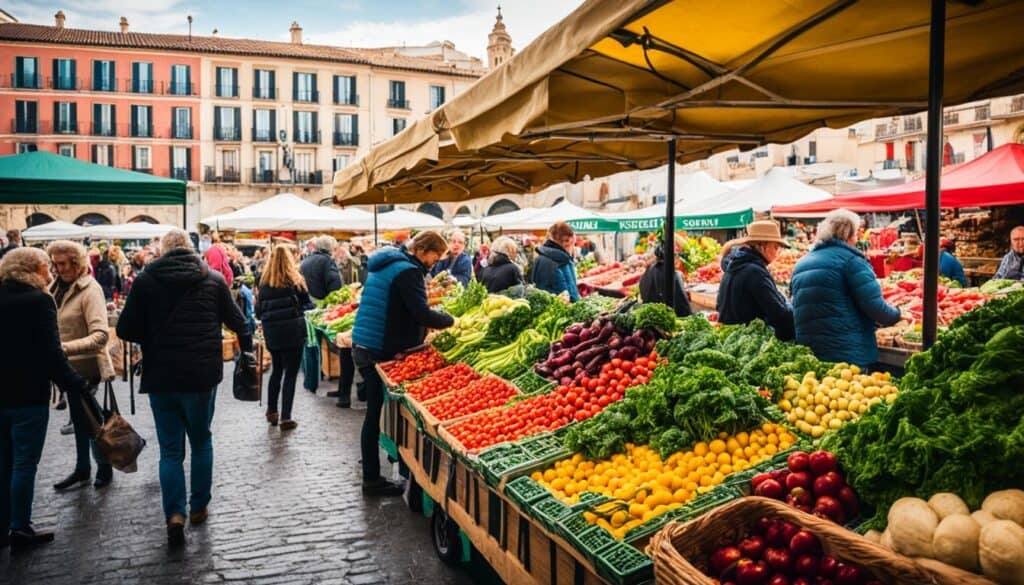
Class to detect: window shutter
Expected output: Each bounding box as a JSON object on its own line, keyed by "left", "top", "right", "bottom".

{"left": 234, "top": 108, "right": 241, "bottom": 138}
{"left": 132, "top": 62, "right": 138, "bottom": 92}
{"left": 132, "top": 146, "right": 137, "bottom": 169}
{"left": 292, "top": 72, "right": 298, "bottom": 100}
{"left": 70, "top": 103, "right": 77, "bottom": 130}
{"left": 107, "top": 145, "right": 114, "bottom": 167}
{"left": 169, "top": 145, "right": 174, "bottom": 176}
{"left": 14, "top": 56, "right": 22, "bottom": 86}
{"left": 254, "top": 70, "right": 262, "bottom": 95}
{"left": 70, "top": 60, "right": 76, "bottom": 87}
{"left": 353, "top": 114, "right": 359, "bottom": 144}
{"left": 110, "top": 62, "right": 116, "bottom": 89}
{"left": 350, "top": 76, "right": 356, "bottom": 104}
{"left": 214, "top": 106, "right": 221, "bottom": 137}
{"left": 28, "top": 101, "right": 36, "bottom": 132}
{"left": 92, "top": 144, "right": 98, "bottom": 163}
{"left": 311, "top": 73, "right": 318, "bottom": 101}
{"left": 333, "top": 76, "right": 339, "bottom": 104}
{"left": 215, "top": 67, "right": 221, "bottom": 96}
{"left": 130, "top": 105, "right": 137, "bottom": 136}
{"left": 110, "top": 105, "right": 116, "bottom": 135}
{"left": 93, "top": 60, "right": 101, "bottom": 90}
{"left": 53, "top": 102, "right": 60, "bottom": 129}
{"left": 94, "top": 103, "right": 100, "bottom": 133}
{"left": 52, "top": 59, "right": 59, "bottom": 88}
{"left": 185, "top": 65, "right": 191, "bottom": 94}
{"left": 186, "top": 147, "right": 192, "bottom": 180}
{"left": 312, "top": 112, "right": 318, "bottom": 142}
{"left": 270, "top": 110, "right": 276, "bottom": 136}
{"left": 293, "top": 111, "right": 298, "bottom": 140}
{"left": 333, "top": 157, "right": 338, "bottom": 172}
{"left": 269, "top": 70, "right": 275, "bottom": 97}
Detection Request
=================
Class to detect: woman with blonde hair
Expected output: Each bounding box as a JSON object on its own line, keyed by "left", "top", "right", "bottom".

{"left": 256, "top": 244, "right": 314, "bottom": 430}
{"left": 0, "top": 247, "right": 89, "bottom": 547}
{"left": 46, "top": 240, "right": 116, "bottom": 490}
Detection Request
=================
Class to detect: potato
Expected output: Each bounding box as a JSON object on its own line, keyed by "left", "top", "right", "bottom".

{"left": 863, "top": 529, "right": 882, "bottom": 544}
{"left": 981, "top": 489, "right": 1024, "bottom": 527}
{"left": 927, "top": 492, "right": 970, "bottom": 520}
{"left": 979, "top": 520, "right": 1024, "bottom": 585}
{"left": 888, "top": 497, "right": 938, "bottom": 557}
{"left": 972, "top": 510, "right": 998, "bottom": 527}
{"left": 879, "top": 528, "right": 894, "bottom": 550}
{"left": 932, "top": 514, "right": 980, "bottom": 571}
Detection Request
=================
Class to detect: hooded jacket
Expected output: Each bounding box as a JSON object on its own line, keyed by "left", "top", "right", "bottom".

{"left": 638, "top": 260, "right": 692, "bottom": 317}
{"left": 790, "top": 238, "right": 901, "bottom": 366}
{"left": 116, "top": 247, "right": 251, "bottom": 394}
{"left": 300, "top": 250, "right": 342, "bottom": 301}
{"left": 352, "top": 248, "right": 454, "bottom": 360}
{"left": 529, "top": 240, "right": 580, "bottom": 301}
{"left": 716, "top": 246, "right": 795, "bottom": 341}
{"left": 479, "top": 253, "right": 523, "bottom": 294}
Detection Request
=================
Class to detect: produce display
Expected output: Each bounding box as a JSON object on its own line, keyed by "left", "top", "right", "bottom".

{"left": 865, "top": 489, "right": 1024, "bottom": 583}
{"left": 769, "top": 248, "right": 805, "bottom": 284}
{"left": 704, "top": 518, "right": 880, "bottom": 585}
{"left": 578, "top": 261, "right": 643, "bottom": 290}
{"left": 315, "top": 285, "right": 355, "bottom": 309}
{"left": 308, "top": 302, "right": 358, "bottom": 337}
{"left": 379, "top": 347, "right": 446, "bottom": 384}
{"left": 404, "top": 363, "right": 481, "bottom": 402}
{"left": 687, "top": 262, "right": 723, "bottom": 285}
{"left": 778, "top": 367, "right": 898, "bottom": 438}
{"left": 534, "top": 424, "right": 796, "bottom": 539}
{"left": 432, "top": 293, "right": 531, "bottom": 362}
{"left": 750, "top": 450, "right": 860, "bottom": 525}
{"left": 424, "top": 376, "right": 518, "bottom": 421}
{"left": 980, "top": 278, "right": 1024, "bottom": 295}
{"left": 880, "top": 278, "right": 989, "bottom": 326}
{"left": 823, "top": 291, "right": 1024, "bottom": 531}
{"left": 427, "top": 271, "right": 461, "bottom": 306}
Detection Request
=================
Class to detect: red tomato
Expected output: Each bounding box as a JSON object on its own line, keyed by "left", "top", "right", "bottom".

{"left": 610, "top": 358, "right": 623, "bottom": 368}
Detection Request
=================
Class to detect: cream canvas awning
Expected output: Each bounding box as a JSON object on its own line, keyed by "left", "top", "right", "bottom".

{"left": 334, "top": 0, "right": 1024, "bottom": 206}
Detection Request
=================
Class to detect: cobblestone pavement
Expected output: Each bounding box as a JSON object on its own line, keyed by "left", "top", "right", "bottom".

{"left": 1, "top": 365, "right": 498, "bottom": 584}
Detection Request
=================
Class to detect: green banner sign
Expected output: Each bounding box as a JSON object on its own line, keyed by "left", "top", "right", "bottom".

{"left": 568, "top": 208, "right": 753, "bottom": 233}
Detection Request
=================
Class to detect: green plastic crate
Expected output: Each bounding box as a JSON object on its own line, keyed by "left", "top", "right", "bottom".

{"left": 530, "top": 496, "right": 573, "bottom": 532}
{"left": 481, "top": 454, "right": 533, "bottom": 486}
{"left": 504, "top": 476, "right": 552, "bottom": 508}
{"left": 569, "top": 525, "right": 619, "bottom": 560}
{"left": 476, "top": 443, "right": 526, "bottom": 465}
{"left": 512, "top": 370, "right": 555, "bottom": 395}
{"left": 594, "top": 542, "right": 654, "bottom": 585}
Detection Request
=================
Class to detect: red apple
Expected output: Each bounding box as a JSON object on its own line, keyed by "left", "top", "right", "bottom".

{"left": 787, "top": 487, "right": 813, "bottom": 507}
{"left": 813, "top": 495, "right": 847, "bottom": 524}
{"left": 794, "top": 554, "right": 819, "bottom": 576}
{"left": 786, "top": 471, "right": 811, "bottom": 492}
{"left": 735, "top": 560, "right": 770, "bottom": 585}
{"left": 835, "top": 563, "right": 865, "bottom": 585}
{"left": 789, "top": 530, "right": 821, "bottom": 556}
{"left": 777, "top": 520, "right": 799, "bottom": 544}
{"left": 751, "top": 473, "right": 773, "bottom": 489}
{"left": 764, "top": 523, "right": 787, "bottom": 548}
{"left": 792, "top": 578, "right": 813, "bottom": 585}
{"left": 808, "top": 451, "right": 837, "bottom": 476}
{"left": 787, "top": 451, "right": 810, "bottom": 473}
{"left": 812, "top": 472, "right": 845, "bottom": 498}
{"left": 754, "top": 479, "right": 785, "bottom": 500}
{"left": 739, "top": 535, "right": 766, "bottom": 561}
{"left": 767, "top": 575, "right": 790, "bottom": 585}
{"left": 818, "top": 556, "right": 839, "bottom": 578}
{"left": 711, "top": 546, "right": 743, "bottom": 575}
{"left": 763, "top": 547, "right": 794, "bottom": 574}
{"left": 837, "top": 486, "right": 859, "bottom": 517}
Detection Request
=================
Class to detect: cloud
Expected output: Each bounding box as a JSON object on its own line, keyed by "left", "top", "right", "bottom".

{"left": 6, "top": 0, "right": 203, "bottom": 34}
{"left": 307, "top": 0, "right": 581, "bottom": 61}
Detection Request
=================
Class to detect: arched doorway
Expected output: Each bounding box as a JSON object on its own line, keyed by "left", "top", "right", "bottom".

{"left": 25, "top": 212, "right": 55, "bottom": 228}
{"left": 127, "top": 214, "right": 159, "bottom": 224}
{"left": 455, "top": 205, "right": 472, "bottom": 217}
{"left": 487, "top": 199, "right": 519, "bottom": 216}
{"left": 417, "top": 202, "right": 444, "bottom": 219}
{"left": 73, "top": 213, "right": 111, "bottom": 226}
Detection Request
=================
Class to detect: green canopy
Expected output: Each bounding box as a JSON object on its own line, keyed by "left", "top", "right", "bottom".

{"left": 0, "top": 151, "right": 186, "bottom": 206}
{"left": 568, "top": 208, "right": 752, "bottom": 233}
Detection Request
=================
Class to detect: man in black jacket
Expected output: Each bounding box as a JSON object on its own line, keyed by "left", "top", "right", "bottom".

{"left": 716, "top": 220, "right": 795, "bottom": 341}
{"left": 116, "top": 229, "right": 252, "bottom": 546}
{"left": 638, "top": 247, "right": 692, "bottom": 317}
{"left": 300, "top": 235, "right": 342, "bottom": 302}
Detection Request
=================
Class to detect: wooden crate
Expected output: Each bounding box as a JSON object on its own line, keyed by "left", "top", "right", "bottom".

{"left": 319, "top": 336, "right": 341, "bottom": 379}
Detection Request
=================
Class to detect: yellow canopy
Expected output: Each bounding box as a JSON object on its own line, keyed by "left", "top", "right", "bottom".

{"left": 334, "top": 0, "right": 1024, "bottom": 205}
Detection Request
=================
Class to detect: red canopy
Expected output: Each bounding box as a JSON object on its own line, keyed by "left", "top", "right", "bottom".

{"left": 773, "top": 143, "right": 1024, "bottom": 216}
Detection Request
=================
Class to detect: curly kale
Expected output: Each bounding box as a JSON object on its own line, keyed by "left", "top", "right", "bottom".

{"left": 524, "top": 287, "right": 557, "bottom": 318}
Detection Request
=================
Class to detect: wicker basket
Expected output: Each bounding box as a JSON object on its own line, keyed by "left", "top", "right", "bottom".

{"left": 647, "top": 496, "right": 979, "bottom": 585}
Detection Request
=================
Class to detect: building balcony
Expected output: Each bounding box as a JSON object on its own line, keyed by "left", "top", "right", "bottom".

{"left": 294, "top": 129, "right": 320, "bottom": 144}
{"left": 214, "top": 127, "right": 242, "bottom": 141}
{"left": 132, "top": 168, "right": 153, "bottom": 174}
{"left": 130, "top": 124, "right": 154, "bottom": 138}
{"left": 11, "top": 118, "right": 39, "bottom": 134}
{"left": 165, "top": 81, "right": 196, "bottom": 96}
{"left": 171, "top": 168, "right": 191, "bottom": 181}
{"left": 172, "top": 125, "right": 194, "bottom": 140}
{"left": 204, "top": 166, "right": 241, "bottom": 183}
{"left": 49, "top": 76, "right": 81, "bottom": 90}
{"left": 251, "top": 168, "right": 278, "bottom": 184}
{"left": 6, "top": 73, "right": 43, "bottom": 89}
{"left": 252, "top": 127, "right": 275, "bottom": 142}
{"left": 89, "top": 77, "right": 119, "bottom": 92}
{"left": 333, "top": 131, "right": 358, "bottom": 146}
{"left": 334, "top": 94, "right": 359, "bottom": 106}
{"left": 292, "top": 170, "right": 323, "bottom": 185}
{"left": 130, "top": 79, "right": 155, "bottom": 93}
{"left": 215, "top": 84, "right": 239, "bottom": 98}
{"left": 386, "top": 98, "right": 410, "bottom": 110}
{"left": 294, "top": 89, "right": 319, "bottom": 103}
{"left": 992, "top": 95, "right": 1024, "bottom": 119}
{"left": 253, "top": 87, "right": 277, "bottom": 100}
{"left": 91, "top": 122, "right": 117, "bottom": 137}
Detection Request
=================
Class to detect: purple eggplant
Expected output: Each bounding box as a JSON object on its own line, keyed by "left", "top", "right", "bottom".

{"left": 577, "top": 346, "right": 606, "bottom": 363}
{"left": 579, "top": 327, "right": 593, "bottom": 341}
{"left": 618, "top": 346, "right": 639, "bottom": 361}
{"left": 608, "top": 335, "right": 622, "bottom": 349}
{"left": 551, "top": 341, "right": 564, "bottom": 353}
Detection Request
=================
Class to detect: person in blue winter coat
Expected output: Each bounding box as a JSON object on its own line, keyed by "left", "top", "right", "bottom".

{"left": 529, "top": 222, "right": 580, "bottom": 301}
{"left": 351, "top": 231, "right": 454, "bottom": 496}
{"left": 429, "top": 229, "right": 473, "bottom": 287}
{"left": 790, "top": 209, "right": 902, "bottom": 367}
{"left": 939, "top": 238, "right": 968, "bottom": 287}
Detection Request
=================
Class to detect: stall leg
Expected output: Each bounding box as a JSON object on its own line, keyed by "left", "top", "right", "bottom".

{"left": 922, "top": 0, "right": 945, "bottom": 348}
{"left": 662, "top": 140, "right": 677, "bottom": 308}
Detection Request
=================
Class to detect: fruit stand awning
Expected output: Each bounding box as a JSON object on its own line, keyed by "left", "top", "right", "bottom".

{"left": 333, "top": 0, "right": 1024, "bottom": 206}
{"left": 773, "top": 143, "right": 1024, "bottom": 217}
{"left": 0, "top": 151, "right": 186, "bottom": 206}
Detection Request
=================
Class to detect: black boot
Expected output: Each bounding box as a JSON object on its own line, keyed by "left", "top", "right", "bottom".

{"left": 53, "top": 469, "right": 90, "bottom": 491}
{"left": 10, "top": 525, "right": 55, "bottom": 548}
{"left": 356, "top": 382, "right": 366, "bottom": 402}
{"left": 94, "top": 465, "right": 113, "bottom": 489}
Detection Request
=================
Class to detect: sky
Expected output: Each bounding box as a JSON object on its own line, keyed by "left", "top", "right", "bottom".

{"left": 6, "top": 0, "right": 582, "bottom": 61}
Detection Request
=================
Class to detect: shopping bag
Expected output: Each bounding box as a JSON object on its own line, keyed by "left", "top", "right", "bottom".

{"left": 86, "top": 382, "right": 146, "bottom": 473}
{"left": 233, "top": 351, "right": 260, "bottom": 401}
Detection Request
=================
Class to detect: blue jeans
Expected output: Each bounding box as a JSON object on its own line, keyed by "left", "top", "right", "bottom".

{"left": 148, "top": 391, "right": 216, "bottom": 521}
{"left": 0, "top": 406, "right": 49, "bottom": 531}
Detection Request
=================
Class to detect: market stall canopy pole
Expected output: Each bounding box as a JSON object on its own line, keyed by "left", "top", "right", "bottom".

{"left": 333, "top": 0, "right": 1024, "bottom": 206}
{"left": 664, "top": 140, "right": 676, "bottom": 309}
{"left": 923, "top": 0, "right": 946, "bottom": 350}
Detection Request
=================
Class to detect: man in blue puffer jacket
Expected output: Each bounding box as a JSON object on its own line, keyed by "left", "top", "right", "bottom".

{"left": 351, "top": 231, "right": 454, "bottom": 496}
{"left": 529, "top": 221, "right": 580, "bottom": 301}
{"left": 790, "top": 209, "right": 902, "bottom": 367}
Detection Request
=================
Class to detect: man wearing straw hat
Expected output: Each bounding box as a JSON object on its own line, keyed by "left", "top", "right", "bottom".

{"left": 716, "top": 219, "right": 795, "bottom": 341}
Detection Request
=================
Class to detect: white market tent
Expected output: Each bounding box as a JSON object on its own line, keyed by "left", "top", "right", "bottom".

{"left": 199, "top": 193, "right": 373, "bottom": 232}
{"left": 87, "top": 222, "right": 177, "bottom": 240}
{"left": 638, "top": 169, "right": 732, "bottom": 205}
{"left": 698, "top": 167, "right": 833, "bottom": 214}
{"left": 481, "top": 200, "right": 603, "bottom": 231}
{"left": 452, "top": 215, "right": 480, "bottom": 228}
{"left": 22, "top": 221, "right": 88, "bottom": 241}
{"left": 377, "top": 208, "right": 445, "bottom": 230}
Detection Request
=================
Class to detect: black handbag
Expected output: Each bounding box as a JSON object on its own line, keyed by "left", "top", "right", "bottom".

{"left": 232, "top": 350, "right": 260, "bottom": 401}
{"left": 83, "top": 382, "right": 147, "bottom": 473}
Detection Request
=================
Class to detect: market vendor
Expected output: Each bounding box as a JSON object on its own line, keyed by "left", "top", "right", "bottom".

{"left": 638, "top": 246, "right": 692, "bottom": 317}
{"left": 351, "top": 231, "right": 455, "bottom": 496}
{"left": 716, "top": 219, "right": 795, "bottom": 340}
{"left": 940, "top": 238, "right": 968, "bottom": 287}
{"left": 529, "top": 222, "right": 581, "bottom": 301}
{"left": 993, "top": 225, "right": 1024, "bottom": 280}
{"left": 429, "top": 229, "right": 472, "bottom": 287}
{"left": 891, "top": 234, "right": 923, "bottom": 273}
{"left": 791, "top": 209, "right": 901, "bottom": 367}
